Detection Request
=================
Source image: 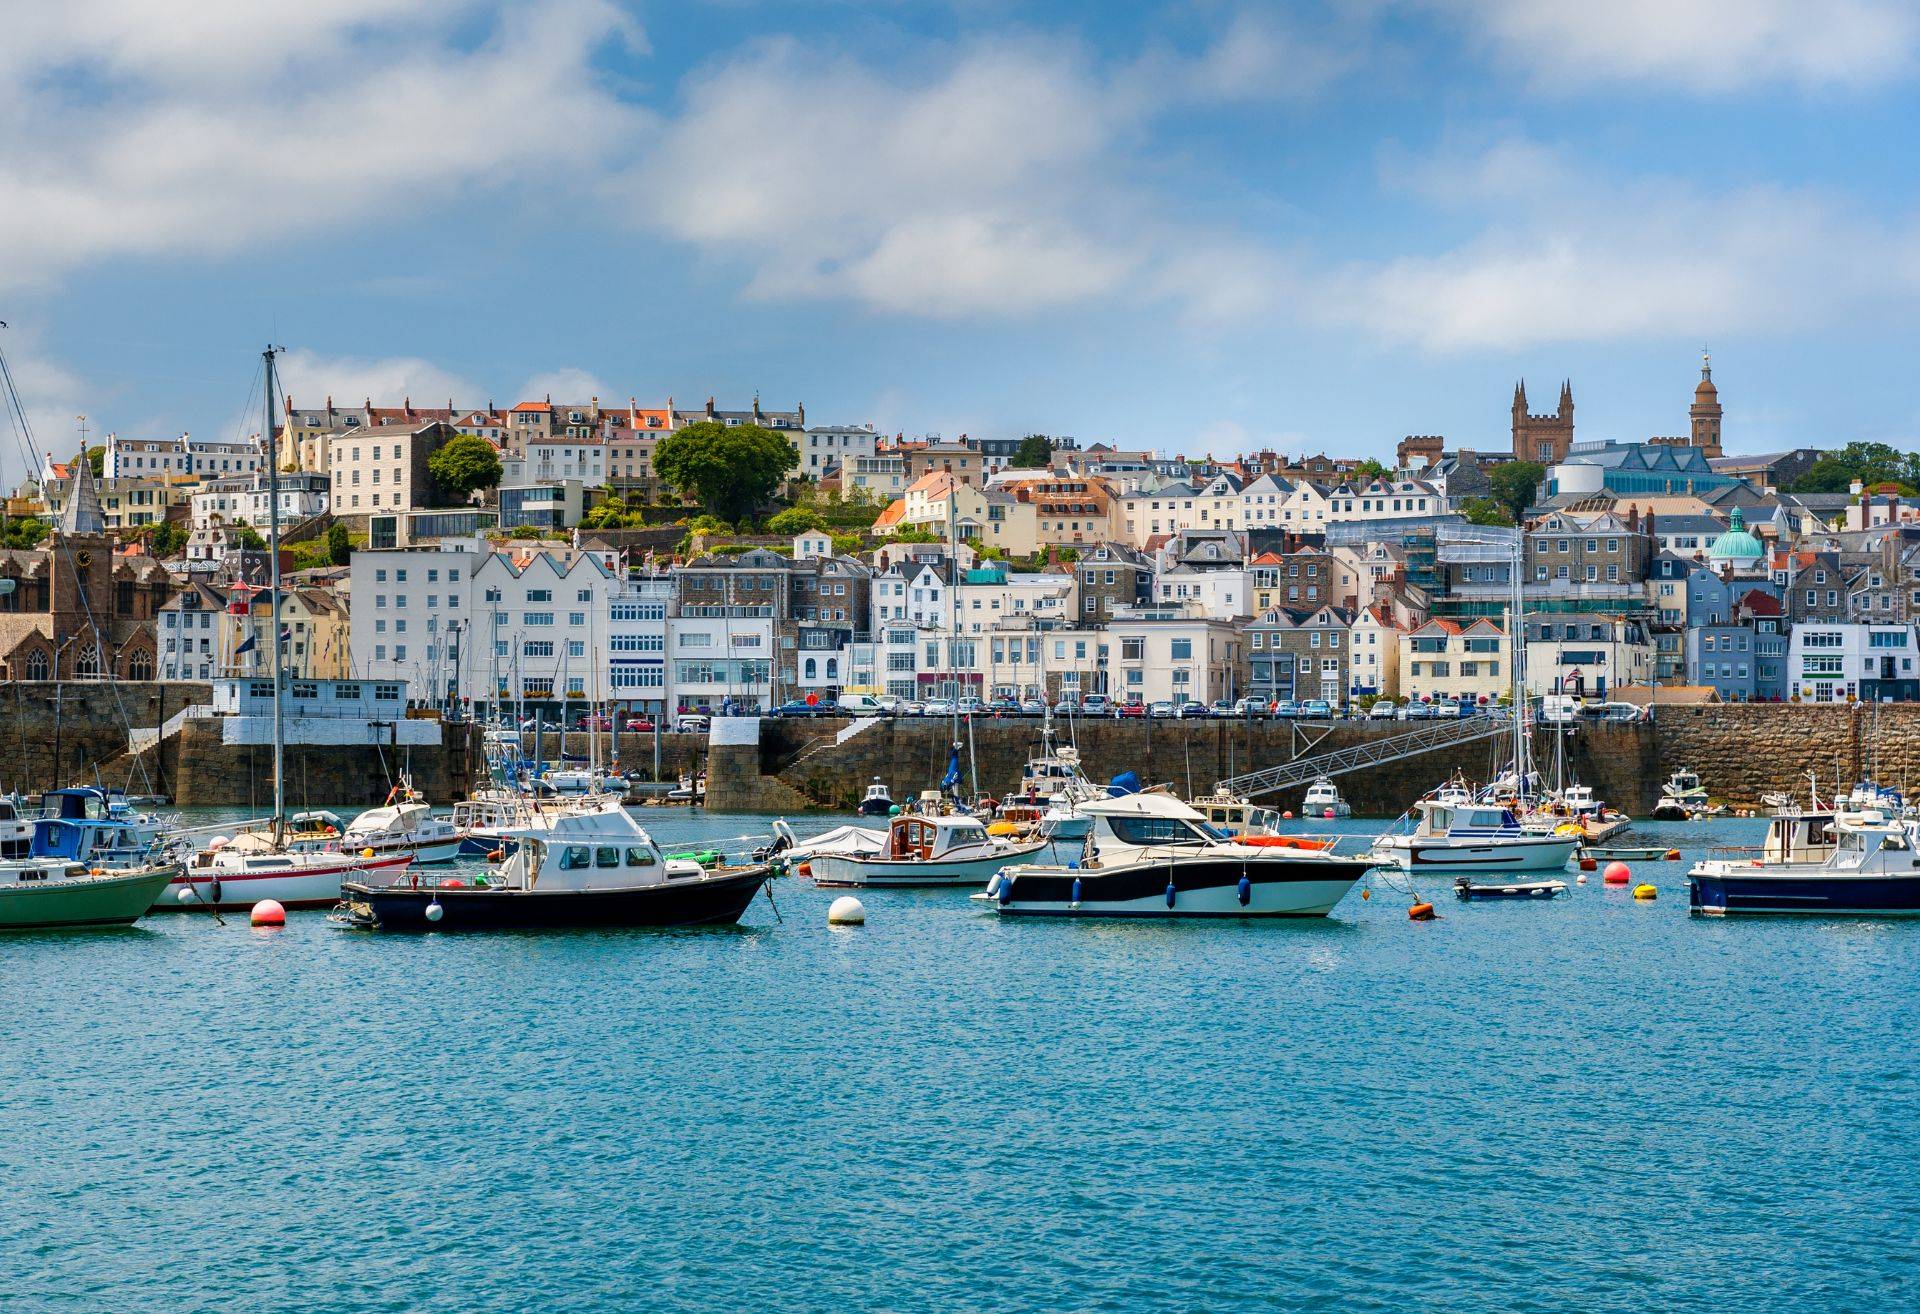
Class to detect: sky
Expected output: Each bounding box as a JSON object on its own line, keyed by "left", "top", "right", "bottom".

{"left": 4, "top": 0, "right": 1920, "bottom": 487}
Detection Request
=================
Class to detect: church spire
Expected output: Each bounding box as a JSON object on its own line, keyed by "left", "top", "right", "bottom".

{"left": 56, "top": 444, "right": 105, "bottom": 537}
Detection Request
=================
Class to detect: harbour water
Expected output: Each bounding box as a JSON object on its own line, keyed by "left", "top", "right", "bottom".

{"left": 6, "top": 811, "right": 1917, "bottom": 1311}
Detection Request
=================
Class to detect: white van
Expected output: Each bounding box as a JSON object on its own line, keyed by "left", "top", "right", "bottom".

{"left": 836, "top": 693, "right": 890, "bottom": 717}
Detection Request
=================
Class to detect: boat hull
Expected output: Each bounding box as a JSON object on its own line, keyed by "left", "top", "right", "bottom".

{"left": 342, "top": 867, "right": 769, "bottom": 930}
{"left": 1689, "top": 869, "right": 1920, "bottom": 916}
{"left": 986, "top": 854, "right": 1370, "bottom": 918}
{"left": 856, "top": 799, "right": 894, "bottom": 817}
{"left": 809, "top": 842, "right": 1052, "bottom": 888}
{"left": 0, "top": 865, "right": 179, "bottom": 930}
{"left": 154, "top": 853, "right": 414, "bottom": 912}
{"left": 1376, "top": 835, "right": 1578, "bottom": 873}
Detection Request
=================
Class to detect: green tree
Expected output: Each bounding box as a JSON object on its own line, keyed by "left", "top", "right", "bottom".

{"left": 1009, "top": 435, "right": 1053, "bottom": 469}
{"left": 652, "top": 421, "right": 798, "bottom": 524}
{"left": 1459, "top": 496, "right": 1515, "bottom": 527}
{"left": 581, "top": 496, "right": 629, "bottom": 531}
{"left": 141, "top": 521, "right": 188, "bottom": 557}
{"left": 1488, "top": 460, "right": 1545, "bottom": 523}
{"left": 686, "top": 513, "right": 732, "bottom": 537}
{"left": 427, "top": 434, "right": 504, "bottom": 505}
{"left": 1352, "top": 457, "right": 1392, "bottom": 481}
{"left": 829, "top": 532, "right": 862, "bottom": 555}
{"left": 1787, "top": 442, "right": 1920, "bottom": 495}
{"left": 86, "top": 446, "right": 105, "bottom": 479}
{"left": 766, "top": 506, "right": 827, "bottom": 535}
{"left": 325, "top": 522, "right": 351, "bottom": 565}
{"left": 235, "top": 524, "right": 267, "bottom": 551}
{"left": 0, "top": 517, "right": 50, "bottom": 549}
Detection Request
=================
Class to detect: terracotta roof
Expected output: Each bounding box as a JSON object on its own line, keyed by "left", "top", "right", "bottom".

{"left": 873, "top": 500, "right": 907, "bottom": 529}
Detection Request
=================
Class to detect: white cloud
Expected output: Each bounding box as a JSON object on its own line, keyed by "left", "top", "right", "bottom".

{"left": 518, "top": 368, "right": 615, "bottom": 404}
{"left": 1453, "top": 0, "right": 1919, "bottom": 92}
{"left": 0, "top": 0, "right": 647, "bottom": 293}
{"left": 278, "top": 349, "right": 479, "bottom": 412}
{"left": 1328, "top": 140, "right": 1920, "bottom": 350}
{"left": 0, "top": 333, "right": 93, "bottom": 488}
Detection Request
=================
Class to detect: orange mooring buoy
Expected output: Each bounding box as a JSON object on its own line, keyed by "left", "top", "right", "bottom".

{"left": 1408, "top": 902, "right": 1436, "bottom": 921}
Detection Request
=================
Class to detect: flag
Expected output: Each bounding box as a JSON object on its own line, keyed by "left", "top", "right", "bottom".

{"left": 279, "top": 626, "right": 292, "bottom": 646}
{"left": 940, "top": 746, "right": 961, "bottom": 791}
{"left": 234, "top": 631, "right": 257, "bottom": 656}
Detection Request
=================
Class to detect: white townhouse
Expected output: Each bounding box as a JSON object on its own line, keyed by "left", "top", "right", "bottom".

{"left": 1323, "top": 478, "right": 1441, "bottom": 526}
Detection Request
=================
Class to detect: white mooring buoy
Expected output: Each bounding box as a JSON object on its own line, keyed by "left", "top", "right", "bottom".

{"left": 827, "top": 896, "right": 866, "bottom": 927}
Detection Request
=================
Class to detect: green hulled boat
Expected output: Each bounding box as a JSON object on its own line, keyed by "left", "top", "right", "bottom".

{"left": 0, "top": 861, "right": 181, "bottom": 930}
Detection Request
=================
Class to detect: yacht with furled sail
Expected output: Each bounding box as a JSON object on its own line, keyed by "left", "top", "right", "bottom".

{"left": 341, "top": 794, "right": 770, "bottom": 930}
{"left": 1373, "top": 796, "right": 1580, "bottom": 874}
{"left": 165, "top": 348, "right": 413, "bottom": 911}
{"left": 978, "top": 791, "right": 1370, "bottom": 918}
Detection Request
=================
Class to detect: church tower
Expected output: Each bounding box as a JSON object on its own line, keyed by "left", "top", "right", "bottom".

{"left": 1511, "top": 379, "right": 1575, "bottom": 464}
{"left": 1690, "top": 352, "right": 1723, "bottom": 458}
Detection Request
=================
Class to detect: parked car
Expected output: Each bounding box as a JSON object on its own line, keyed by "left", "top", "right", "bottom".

{"left": 674, "top": 714, "right": 710, "bottom": 734}
{"left": 986, "top": 697, "right": 1021, "bottom": 716}
{"left": 923, "top": 698, "right": 956, "bottom": 716}
{"left": 576, "top": 714, "right": 614, "bottom": 731}
{"left": 1232, "top": 696, "right": 1267, "bottom": 717}
{"left": 1053, "top": 697, "right": 1080, "bottom": 715}
{"left": 901, "top": 701, "right": 926, "bottom": 716}
{"left": 1208, "top": 700, "right": 1236, "bottom": 718}
{"left": 1020, "top": 697, "right": 1047, "bottom": 716}
{"left": 1147, "top": 700, "right": 1176, "bottom": 718}
{"left": 772, "top": 699, "right": 822, "bottom": 717}
{"left": 1271, "top": 699, "right": 1301, "bottom": 719}
{"left": 1431, "top": 699, "right": 1462, "bottom": 719}
{"left": 957, "top": 697, "right": 985, "bottom": 717}
{"left": 1541, "top": 694, "right": 1581, "bottom": 725}
{"left": 1082, "top": 694, "right": 1113, "bottom": 716}
{"left": 1369, "top": 699, "right": 1397, "bottom": 720}
{"left": 1117, "top": 701, "right": 1148, "bottom": 718}
{"left": 1173, "top": 701, "right": 1209, "bottom": 719}
{"left": 1398, "top": 701, "right": 1433, "bottom": 720}
{"left": 623, "top": 717, "right": 656, "bottom": 733}
{"left": 1300, "top": 699, "right": 1333, "bottom": 719}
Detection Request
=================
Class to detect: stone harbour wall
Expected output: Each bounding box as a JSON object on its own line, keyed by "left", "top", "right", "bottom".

{"left": 1649, "top": 703, "right": 1884, "bottom": 806}
{"left": 0, "top": 681, "right": 211, "bottom": 795}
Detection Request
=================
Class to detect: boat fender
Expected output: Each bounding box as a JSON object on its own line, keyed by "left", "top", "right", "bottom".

{"left": 1664, "top": 849, "right": 1681, "bottom": 861}
{"left": 425, "top": 900, "right": 444, "bottom": 923}
{"left": 1408, "top": 902, "right": 1436, "bottom": 921}
{"left": 1165, "top": 879, "right": 1177, "bottom": 909}
{"left": 998, "top": 874, "right": 1014, "bottom": 905}
{"left": 488, "top": 849, "right": 505, "bottom": 862}
{"left": 1360, "top": 887, "right": 1370, "bottom": 901}
{"left": 1070, "top": 877, "right": 1082, "bottom": 910}
{"left": 1066, "top": 860, "right": 1079, "bottom": 870}
{"left": 208, "top": 874, "right": 222, "bottom": 906}
{"left": 985, "top": 873, "right": 1001, "bottom": 897}
{"left": 1237, "top": 875, "right": 1251, "bottom": 907}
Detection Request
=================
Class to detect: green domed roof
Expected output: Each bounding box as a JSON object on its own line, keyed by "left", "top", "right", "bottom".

{"left": 1707, "top": 506, "right": 1763, "bottom": 561}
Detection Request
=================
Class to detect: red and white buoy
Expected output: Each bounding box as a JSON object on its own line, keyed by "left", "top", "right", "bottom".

{"left": 1603, "top": 861, "right": 1631, "bottom": 886}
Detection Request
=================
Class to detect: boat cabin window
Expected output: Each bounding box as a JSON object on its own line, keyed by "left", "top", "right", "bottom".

{"left": 625, "top": 847, "right": 656, "bottom": 867}
{"left": 40, "top": 793, "right": 106, "bottom": 821}
{"left": 1108, "top": 814, "right": 1212, "bottom": 846}
{"left": 559, "top": 846, "right": 592, "bottom": 870}
{"left": 595, "top": 846, "right": 621, "bottom": 868}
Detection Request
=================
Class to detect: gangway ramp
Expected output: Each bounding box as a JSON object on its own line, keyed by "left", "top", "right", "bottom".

{"left": 1214, "top": 714, "right": 1512, "bottom": 800}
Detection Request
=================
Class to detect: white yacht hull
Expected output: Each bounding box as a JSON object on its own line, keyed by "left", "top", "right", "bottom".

{"left": 156, "top": 853, "right": 414, "bottom": 911}
{"left": 1374, "top": 834, "right": 1578, "bottom": 873}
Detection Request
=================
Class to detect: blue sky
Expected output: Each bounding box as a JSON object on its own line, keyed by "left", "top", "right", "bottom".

{"left": 4, "top": 0, "right": 1920, "bottom": 485}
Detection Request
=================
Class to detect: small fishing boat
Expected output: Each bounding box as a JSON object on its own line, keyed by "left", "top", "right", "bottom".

{"left": 1302, "top": 776, "right": 1352, "bottom": 819}
{"left": 809, "top": 809, "right": 1050, "bottom": 888}
{"left": 0, "top": 859, "right": 180, "bottom": 930}
{"left": 1586, "top": 846, "right": 1677, "bottom": 861}
{"left": 1652, "top": 768, "right": 1714, "bottom": 820}
{"left": 0, "top": 793, "right": 181, "bottom": 929}
{"left": 1373, "top": 799, "right": 1580, "bottom": 873}
{"left": 1189, "top": 788, "right": 1286, "bottom": 839}
{"left": 535, "top": 766, "right": 630, "bottom": 799}
{"left": 857, "top": 778, "right": 895, "bottom": 816}
{"left": 1453, "top": 875, "right": 1569, "bottom": 900}
{"left": 979, "top": 792, "right": 1370, "bottom": 918}
{"left": 1689, "top": 808, "right": 1920, "bottom": 916}
{"left": 665, "top": 773, "right": 705, "bottom": 805}
{"left": 341, "top": 797, "right": 768, "bottom": 930}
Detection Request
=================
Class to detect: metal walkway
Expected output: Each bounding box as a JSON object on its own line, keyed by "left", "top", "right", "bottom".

{"left": 1214, "top": 715, "right": 1513, "bottom": 799}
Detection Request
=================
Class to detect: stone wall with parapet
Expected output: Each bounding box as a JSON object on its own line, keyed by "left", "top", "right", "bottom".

{"left": 1649, "top": 703, "right": 1872, "bottom": 806}
{"left": 0, "top": 681, "right": 210, "bottom": 795}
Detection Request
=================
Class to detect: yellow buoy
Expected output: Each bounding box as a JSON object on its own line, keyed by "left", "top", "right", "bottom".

{"left": 1633, "top": 883, "right": 1657, "bottom": 900}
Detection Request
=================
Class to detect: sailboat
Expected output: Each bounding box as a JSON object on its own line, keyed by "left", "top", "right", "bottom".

{"left": 1520, "top": 708, "right": 1631, "bottom": 842}
{"left": 164, "top": 347, "right": 413, "bottom": 911}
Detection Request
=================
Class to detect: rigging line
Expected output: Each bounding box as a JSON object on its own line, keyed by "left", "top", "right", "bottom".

{"left": 0, "top": 332, "right": 157, "bottom": 791}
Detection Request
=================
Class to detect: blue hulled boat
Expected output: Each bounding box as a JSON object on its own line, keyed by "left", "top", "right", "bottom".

{"left": 1689, "top": 808, "right": 1920, "bottom": 916}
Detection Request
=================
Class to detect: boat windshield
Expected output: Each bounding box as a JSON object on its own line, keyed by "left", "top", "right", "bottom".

{"left": 1107, "top": 814, "right": 1214, "bottom": 847}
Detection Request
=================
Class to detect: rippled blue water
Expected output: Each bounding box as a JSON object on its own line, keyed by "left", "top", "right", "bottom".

{"left": 5, "top": 811, "right": 1917, "bottom": 1312}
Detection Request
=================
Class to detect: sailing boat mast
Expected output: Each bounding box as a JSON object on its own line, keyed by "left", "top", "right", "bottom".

{"left": 263, "top": 346, "right": 286, "bottom": 844}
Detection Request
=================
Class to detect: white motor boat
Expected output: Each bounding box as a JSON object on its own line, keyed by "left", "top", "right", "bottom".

{"left": 1302, "top": 777, "right": 1352, "bottom": 819}
{"left": 809, "top": 811, "right": 1052, "bottom": 888}
{"left": 979, "top": 792, "right": 1370, "bottom": 918}
{"left": 536, "top": 767, "right": 630, "bottom": 799}
{"left": 1373, "top": 799, "right": 1580, "bottom": 873}
{"left": 338, "top": 796, "right": 469, "bottom": 865}
{"left": 857, "top": 779, "right": 895, "bottom": 816}
{"left": 0, "top": 793, "right": 33, "bottom": 860}
{"left": 1652, "top": 768, "right": 1716, "bottom": 820}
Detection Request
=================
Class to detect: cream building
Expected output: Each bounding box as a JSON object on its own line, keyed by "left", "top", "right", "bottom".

{"left": 1399, "top": 617, "right": 1509, "bottom": 706}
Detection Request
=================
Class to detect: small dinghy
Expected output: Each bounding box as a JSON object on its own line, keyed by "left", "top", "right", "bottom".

{"left": 1452, "top": 875, "right": 1569, "bottom": 900}
{"left": 1585, "top": 846, "right": 1674, "bottom": 861}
